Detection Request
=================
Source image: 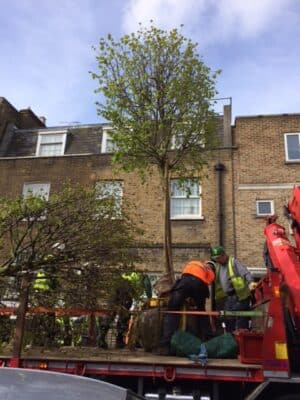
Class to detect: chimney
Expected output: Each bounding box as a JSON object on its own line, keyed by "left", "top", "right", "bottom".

{"left": 39, "top": 116, "right": 46, "bottom": 125}
{"left": 223, "top": 104, "right": 232, "bottom": 147}
{"left": 18, "top": 108, "right": 46, "bottom": 128}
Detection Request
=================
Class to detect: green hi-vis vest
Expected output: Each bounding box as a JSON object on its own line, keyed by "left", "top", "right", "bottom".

{"left": 215, "top": 257, "right": 250, "bottom": 301}
{"left": 33, "top": 271, "right": 51, "bottom": 291}
{"left": 122, "top": 272, "right": 152, "bottom": 299}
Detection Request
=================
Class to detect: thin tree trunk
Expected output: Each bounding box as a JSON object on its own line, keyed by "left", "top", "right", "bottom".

{"left": 88, "top": 312, "right": 97, "bottom": 346}
{"left": 162, "top": 163, "right": 175, "bottom": 283}
{"left": 12, "top": 274, "right": 30, "bottom": 362}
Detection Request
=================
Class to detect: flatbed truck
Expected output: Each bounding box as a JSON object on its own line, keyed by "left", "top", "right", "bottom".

{"left": 1, "top": 186, "right": 300, "bottom": 400}
{"left": 0, "top": 346, "right": 268, "bottom": 399}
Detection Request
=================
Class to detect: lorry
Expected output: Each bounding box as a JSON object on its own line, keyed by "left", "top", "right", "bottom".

{"left": 0, "top": 187, "right": 300, "bottom": 400}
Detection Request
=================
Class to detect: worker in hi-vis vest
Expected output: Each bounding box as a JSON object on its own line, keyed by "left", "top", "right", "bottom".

{"left": 157, "top": 260, "right": 215, "bottom": 355}
{"left": 32, "top": 268, "right": 57, "bottom": 346}
{"left": 97, "top": 272, "right": 152, "bottom": 350}
{"left": 210, "top": 245, "right": 257, "bottom": 333}
{"left": 33, "top": 270, "right": 52, "bottom": 291}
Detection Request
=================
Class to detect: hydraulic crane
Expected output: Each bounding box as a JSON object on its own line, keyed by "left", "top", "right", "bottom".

{"left": 253, "top": 186, "right": 300, "bottom": 380}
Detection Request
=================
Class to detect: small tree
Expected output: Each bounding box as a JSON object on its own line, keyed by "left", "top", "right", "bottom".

{"left": 92, "top": 24, "right": 220, "bottom": 281}
{"left": 0, "top": 184, "right": 138, "bottom": 359}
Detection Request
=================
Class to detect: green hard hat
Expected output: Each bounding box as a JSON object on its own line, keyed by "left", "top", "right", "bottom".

{"left": 210, "top": 245, "right": 225, "bottom": 261}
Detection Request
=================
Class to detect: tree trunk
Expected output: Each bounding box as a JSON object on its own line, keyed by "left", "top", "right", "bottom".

{"left": 88, "top": 312, "right": 97, "bottom": 346}
{"left": 12, "top": 274, "right": 30, "bottom": 361}
{"left": 162, "top": 163, "right": 175, "bottom": 283}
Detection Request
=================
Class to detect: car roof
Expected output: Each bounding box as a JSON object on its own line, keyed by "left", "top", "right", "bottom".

{"left": 0, "top": 368, "right": 140, "bottom": 400}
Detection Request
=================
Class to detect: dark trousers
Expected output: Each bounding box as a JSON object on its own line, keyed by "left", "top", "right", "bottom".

{"left": 160, "top": 274, "right": 210, "bottom": 346}
{"left": 217, "top": 295, "right": 251, "bottom": 333}
{"left": 98, "top": 297, "right": 132, "bottom": 347}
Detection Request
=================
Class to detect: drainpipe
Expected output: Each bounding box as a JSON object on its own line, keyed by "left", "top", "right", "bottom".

{"left": 214, "top": 163, "right": 225, "bottom": 246}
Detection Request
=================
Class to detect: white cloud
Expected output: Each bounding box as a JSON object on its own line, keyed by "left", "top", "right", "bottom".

{"left": 1, "top": 0, "right": 299, "bottom": 126}
{"left": 122, "top": 0, "right": 203, "bottom": 32}
{"left": 121, "top": 0, "right": 295, "bottom": 45}
{"left": 213, "top": 0, "right": 294, "bottom": 38}
{"left": 120, "top": 0, "right": 300, "bottom": 120}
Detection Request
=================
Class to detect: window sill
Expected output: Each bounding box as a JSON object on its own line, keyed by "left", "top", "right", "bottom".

{"left": 171, "top": 217, "right": 204, "bottom": 221}
{"left": 35, "top": 154, "right": 65, "bottom": 157}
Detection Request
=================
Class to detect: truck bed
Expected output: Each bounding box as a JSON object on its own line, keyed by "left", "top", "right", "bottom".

{"left": 0, "top": 347, "right": 263, "bottom": 383}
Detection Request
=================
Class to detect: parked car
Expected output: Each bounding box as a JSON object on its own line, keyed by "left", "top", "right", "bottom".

{"left": 0, "top": 368, "right": 145, "bottom": 400}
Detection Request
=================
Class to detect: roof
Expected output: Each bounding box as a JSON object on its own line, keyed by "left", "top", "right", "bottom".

{"left": 235, "top": 112, "right": 300, "bottom": 120}
{"left": 4, "top": 125, "right": 104, "bottom": 157}
{"left": 1, "top": 116, "right": 226, "bottom": 158}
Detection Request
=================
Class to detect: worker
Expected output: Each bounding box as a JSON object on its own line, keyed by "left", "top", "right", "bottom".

{"left": 33, "top": 270, "right": 51, "bottom": 291}
{"left": 97, "top": 272, "right": 152, "bottom": 349}
{"left": 32, "top": 267, "right": 58, "bottom": 301}
{"left": 156, "top": 260, "right": 215, "bottom": 355}
{"left": 210, "top": 246, "right": 257, "bottom": 333}
{"left": 31, "top": 268, "right": 58, "bottom": 346}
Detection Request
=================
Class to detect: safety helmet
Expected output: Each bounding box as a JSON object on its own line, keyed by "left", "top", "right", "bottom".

{"left": 205, "top": 260, "right": 216, "bottom": 270}
{"left": 210, "top": 245, "right": 225, "bottom": 261}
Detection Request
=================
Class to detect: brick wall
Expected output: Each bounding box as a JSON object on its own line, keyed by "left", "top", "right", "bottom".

{"left": 0, "top": 98, "right": 45, "bottom": 156}
{"left": 233, "top": 114, "right": 300, "bottom": 269}
{"left": 0, "top": 147, "right": 234, "bottom": 273}
{"left": 2, "top": 103, "right": 300, "bottom": 274}
{"left": 0, "top": 98, "right": 18, "bottom": 142}
{"left": 0, "top": 98, "right": 45, "bottom": 134}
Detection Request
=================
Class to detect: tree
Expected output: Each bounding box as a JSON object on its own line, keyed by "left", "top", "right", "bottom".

{"left": 91, "top": 24, "right": 220, "bottom": 281}
{"left": 0, "top": 184, "right": 138, "bottom": 359}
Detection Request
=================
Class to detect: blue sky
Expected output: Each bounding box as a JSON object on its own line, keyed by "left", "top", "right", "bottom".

{"left": 1, "top": 0, "right": 299, "bottom": 126}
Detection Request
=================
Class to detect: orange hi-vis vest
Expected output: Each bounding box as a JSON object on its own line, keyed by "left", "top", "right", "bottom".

{"left": 182, "top": 261, "right": 215, "bottom": 285}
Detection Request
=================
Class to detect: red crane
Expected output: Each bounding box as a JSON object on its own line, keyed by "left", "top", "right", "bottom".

{"left": 254, "top": 186, "right": 300, "bottom": 377}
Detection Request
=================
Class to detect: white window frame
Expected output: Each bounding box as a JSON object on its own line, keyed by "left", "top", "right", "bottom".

{"left": 101, "top": 127, "right": 118, "bottom": 153}
{"left": 284, "top": 133, "right": 300, "bottom": 162}
{"left": 36, "top": 130, "right": 67, "bottom": 157}
{"left": 22, "top": 182, "right": 51, "bottom": 200}
{"left": 95, "top": 180, "right": 123, "bottom": 215}
{"left": 171, "top": 132, "right": 205, "bottom": 150}
{"left": 170, "top": 179, "right": 202, "bottom": 220}
{"left": 171, "top": 134, "right": 184, "bottom": 150}
{"left": 256, "top": 200, "right": 274, "bottom": 217}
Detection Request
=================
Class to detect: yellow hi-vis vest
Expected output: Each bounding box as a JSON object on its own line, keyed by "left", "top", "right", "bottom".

{"left": 121, "top": 272, "right": 153, "bottom": 300}
{"left": 33, "top": 271, "right": 51, "bottom": 291}
{"left": 215, "top": 257, "right": 250, "bottom": 301}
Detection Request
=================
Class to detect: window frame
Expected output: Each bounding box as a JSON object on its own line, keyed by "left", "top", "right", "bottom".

{"left": 171, "top": 132, "right": 205, "bottom": 150}
{"left": 95, "top": 180, "right": 124, "bottom": 215}
{"left": 22, "top": 182, "right": 51, "bottom": 200}
{"left": 36, "top": 130, "right": 67, "bottom": 157}
{"left": 284, "top": 133, "right": 300, "bottom": 162}
{"left": 101, "top": 127, "right": 118, "bottom": 153}
{"left": 170, "top": 179, "right": 202, "bottom": 220}
{"left": 256, "top": 199, "right": 274, "bottom": 217}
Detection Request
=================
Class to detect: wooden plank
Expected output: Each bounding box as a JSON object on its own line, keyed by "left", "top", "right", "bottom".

{"left": 0, "top": 348, "right": 261, "bottom": 370}
{"left": 0, "top": 307, "right": 109, "bottom": 316}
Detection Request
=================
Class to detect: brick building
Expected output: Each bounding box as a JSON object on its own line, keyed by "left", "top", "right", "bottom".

{"left": 1, "top": 96, "right": 299, "bottom": 276}
{"left": 232, "top": 114, "right": 300, "bottom": 271}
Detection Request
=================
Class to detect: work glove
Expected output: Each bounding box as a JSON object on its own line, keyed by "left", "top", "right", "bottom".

{"left": 248, "top": 282, "right": 257, "bottom": 291}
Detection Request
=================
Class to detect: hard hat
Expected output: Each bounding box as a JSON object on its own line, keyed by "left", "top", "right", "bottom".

{"left": 210, "top": 245, "right": 225, "bottom": 261}
{"left": 205, "top": 260, "right": 216, "bottom": 270}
